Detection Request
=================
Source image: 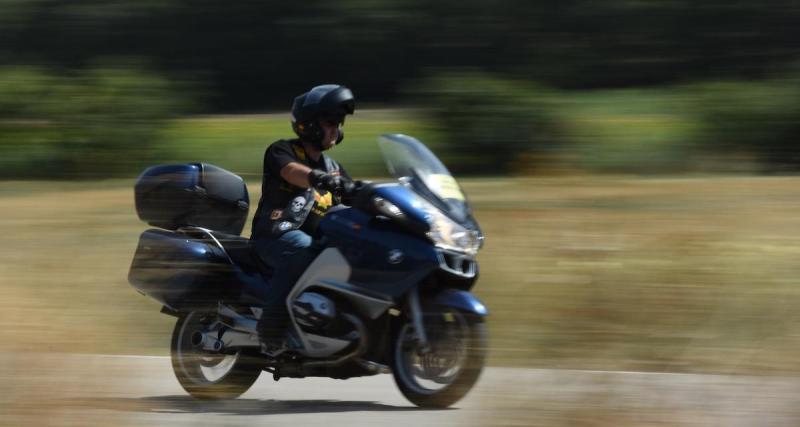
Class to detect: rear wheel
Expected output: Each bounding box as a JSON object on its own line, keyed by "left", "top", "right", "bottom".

{"left": 171, "top": 311, "right": 263, "bottom": 399}
{"left": 391, "top": 308, "right": 487, "bottom": 408}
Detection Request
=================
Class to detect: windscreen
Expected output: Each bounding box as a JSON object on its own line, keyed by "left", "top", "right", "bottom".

{"left": 378, "top": 134, "right": 471, "bottom": 223}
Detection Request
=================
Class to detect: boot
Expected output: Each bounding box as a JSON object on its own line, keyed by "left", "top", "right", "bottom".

{"left": 257, "top": 308, "right": 290, "bottom": 353}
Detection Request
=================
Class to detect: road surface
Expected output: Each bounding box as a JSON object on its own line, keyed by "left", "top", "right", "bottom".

{"left": 1, "top": 353, "right": 799, "bottom": 426}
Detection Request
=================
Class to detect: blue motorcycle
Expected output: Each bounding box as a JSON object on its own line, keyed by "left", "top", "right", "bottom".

{"left": 128, "top": 134, "right": 488, "bottom": 408}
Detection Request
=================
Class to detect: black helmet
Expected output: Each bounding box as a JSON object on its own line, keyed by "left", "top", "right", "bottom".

{"left": 291, "top": 84, "right": 355, "bottom": 148}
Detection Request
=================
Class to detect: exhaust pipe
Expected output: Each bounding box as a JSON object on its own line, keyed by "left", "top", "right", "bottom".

{"left": 191, "top": 331, "right": 224, "bottom": 352}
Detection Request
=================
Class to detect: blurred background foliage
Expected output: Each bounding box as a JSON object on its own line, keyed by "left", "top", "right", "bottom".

{"left": 0, "top": 64, "right": 186, "bottom": 178}
{"left": 2, "top": 0, "right": 800, "bottom": 177}
{"left": 415, "top": 72, "right": 567, "bottom": 175}
{"left": 690, "top": 76, "right": 800, "bottom": 172}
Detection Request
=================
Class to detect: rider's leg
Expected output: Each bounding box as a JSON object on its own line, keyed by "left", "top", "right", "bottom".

{"left": 253, "top": 230, "right": 317, "bottom": 346}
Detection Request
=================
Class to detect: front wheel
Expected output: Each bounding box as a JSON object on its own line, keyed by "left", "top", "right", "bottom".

{"left": 391, "top": 308, "right": 488, "bottom": 408}
{"left": 171, "top": 311, "right": 263, "bottom": 399}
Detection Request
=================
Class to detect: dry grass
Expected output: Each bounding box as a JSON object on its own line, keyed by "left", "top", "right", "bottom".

{"left": 471, "top": 176, "right": 800, "bottom": 373}
{"left": 0, "top": 182, "right": 170, "bottom": 355}
{"left": 1, "top": 176, "right": 800, "bottom": 375}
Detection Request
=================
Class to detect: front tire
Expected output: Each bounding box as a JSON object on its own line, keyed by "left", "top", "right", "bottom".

{"left": 171, "top": 311, "right": 263, "bottom": 399}
{"left": 391, "top": 308, "right": 488, "bottom": 408}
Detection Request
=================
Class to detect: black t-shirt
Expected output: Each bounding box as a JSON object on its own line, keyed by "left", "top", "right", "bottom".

{"left": 251, "top": 139, "right": 350, "bottom": 240}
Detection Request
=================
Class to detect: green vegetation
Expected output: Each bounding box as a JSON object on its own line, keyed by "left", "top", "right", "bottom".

{"left": 417, "top": 77, "right": 800, "bottom": 174}
{"left": 2, "top": 68, "right": 800, "bottom": 178}
{"left": 0, "top": 65, "right": 186, "bottom": 179}
{"left": 556, "top": 88, "right": 697, "bottom": 174}
{"left": 690, "top": 77, "right": 800, "bottom": 171}
{"left": 157, "top": 109, "right": 439, "bottom": 179}
{"left": 151, "top": 83, "right": 791, "bottom": 179}
{"left": 416, "top": 72, "right": 566, "bottom": 175}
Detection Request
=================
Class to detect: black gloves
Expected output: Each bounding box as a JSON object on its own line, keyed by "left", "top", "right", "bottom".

{"left": 308, "top": 169, "right": 363, "bottom": 205}
{"left": 308, "top": 169, "right": 344, "bottom": 193}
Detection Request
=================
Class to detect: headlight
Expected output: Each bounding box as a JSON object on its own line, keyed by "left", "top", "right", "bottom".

{"left": 417, "top": 199, "right": 481, "bottom": 256}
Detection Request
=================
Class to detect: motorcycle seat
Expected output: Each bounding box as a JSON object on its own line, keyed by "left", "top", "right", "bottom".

{"left": 201, "top": 230, "right": 271, "bottom": 305}
{"left": 208, "top": 231, "right": 273, "bottom": 277}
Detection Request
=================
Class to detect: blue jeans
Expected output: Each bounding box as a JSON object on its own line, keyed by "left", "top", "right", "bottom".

{"left": 253, "top": 230, "right": 318, "bottom": 341}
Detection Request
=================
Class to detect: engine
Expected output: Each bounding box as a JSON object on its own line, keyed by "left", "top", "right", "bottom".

{"left": 291, "top": 292, "right": 337, "bottom": 332}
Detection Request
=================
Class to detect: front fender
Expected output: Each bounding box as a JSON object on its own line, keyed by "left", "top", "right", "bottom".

{"left": 433, "top": 289, "right": 488, "bottom": 317}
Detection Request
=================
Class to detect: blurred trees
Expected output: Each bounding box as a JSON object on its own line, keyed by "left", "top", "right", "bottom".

{"left": 0, "top": 65, "right": 185, "bottom": 178}
{"left": 690, "top": 77, "right": 800, "bottom": 172}
{"left": 418, "top": 72, "right": 566, "bottom": 175}
{"left": 3, "top": 1, "right": 800, "bottom": 108}
{"left": 2, "top": 1, "right": 800, "bottom": 175}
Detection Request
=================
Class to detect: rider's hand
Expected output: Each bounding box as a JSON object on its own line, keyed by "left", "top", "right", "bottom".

{"left": 308, "top": 169, "right": 343, "bottom": 193}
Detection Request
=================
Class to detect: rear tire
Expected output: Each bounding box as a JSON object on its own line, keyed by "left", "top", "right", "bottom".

{"left": 391, "top": 308, "right": 487, "bottom": 408}
{"left": 171, "top": 311, "right": 263, "bottom": 400}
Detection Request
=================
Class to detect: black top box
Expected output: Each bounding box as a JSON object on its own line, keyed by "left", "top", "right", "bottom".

{"left": 134, "top": 163, "right": 250, "bottom": 236}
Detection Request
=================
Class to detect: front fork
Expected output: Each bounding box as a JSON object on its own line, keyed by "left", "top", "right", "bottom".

{"left": 408, "top": 286, "right": 431, "bottom": 354}
{"left": 404, "top": 286, "right": 488, "bottom": 355}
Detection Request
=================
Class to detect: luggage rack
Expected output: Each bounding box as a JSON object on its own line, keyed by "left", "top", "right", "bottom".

{"left": 178, "top": 226, "right": 234, "bottom": 264}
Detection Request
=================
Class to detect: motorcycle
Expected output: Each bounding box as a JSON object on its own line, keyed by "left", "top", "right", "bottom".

{"left": 128, "top": 134, "right": 488, "bottom": 408}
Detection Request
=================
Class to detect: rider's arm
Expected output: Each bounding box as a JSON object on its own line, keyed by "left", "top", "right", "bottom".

{"left": 279, "top": 162, "right": 314, "bottom": 188}
{"left": 268, "top": 142, "right": 342, "bottom": 191}
{"left": 265, "top": 141, "right": 314, "bottom": 188}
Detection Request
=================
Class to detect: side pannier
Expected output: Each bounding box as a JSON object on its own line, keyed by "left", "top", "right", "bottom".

{"left": 128, "top": 229, "right": 242, "bottom": 310}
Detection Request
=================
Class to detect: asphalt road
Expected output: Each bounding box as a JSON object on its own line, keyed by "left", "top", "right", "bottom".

{"left": 2, "top": 353, "right": 799, "bottom": 426}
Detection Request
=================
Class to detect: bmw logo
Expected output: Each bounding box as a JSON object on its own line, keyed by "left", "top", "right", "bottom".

{"left": 387, "top": 249, "right": 404, "bottom": 265}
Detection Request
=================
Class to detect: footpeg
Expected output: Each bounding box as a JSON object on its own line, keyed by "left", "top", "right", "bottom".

{"left": 260, "top": 342, "right": 287, "bottom": 357}
{"left": 357, "top": 359, "right": 390, "bottom": 374}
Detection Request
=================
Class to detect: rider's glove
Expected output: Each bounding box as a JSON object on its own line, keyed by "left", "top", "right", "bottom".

{"left": 308, "top": 169, "right": 343, "bottom": 193}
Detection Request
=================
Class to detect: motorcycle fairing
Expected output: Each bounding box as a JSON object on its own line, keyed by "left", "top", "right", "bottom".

{"left": 287, "top": 247, "right": 397, "bottom": 357}
{"left": 285, "top": 246, "right": 486, "bottom": 358}
{"left": 370, "top": 184, "right": 432, "bottom": 234}
{"left": 320, "top": 205, "right": 442, "bottom": 298}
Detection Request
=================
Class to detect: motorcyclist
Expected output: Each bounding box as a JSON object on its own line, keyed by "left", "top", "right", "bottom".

{"left": 250, "top": 84, "right": 355, "bottom": 351}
